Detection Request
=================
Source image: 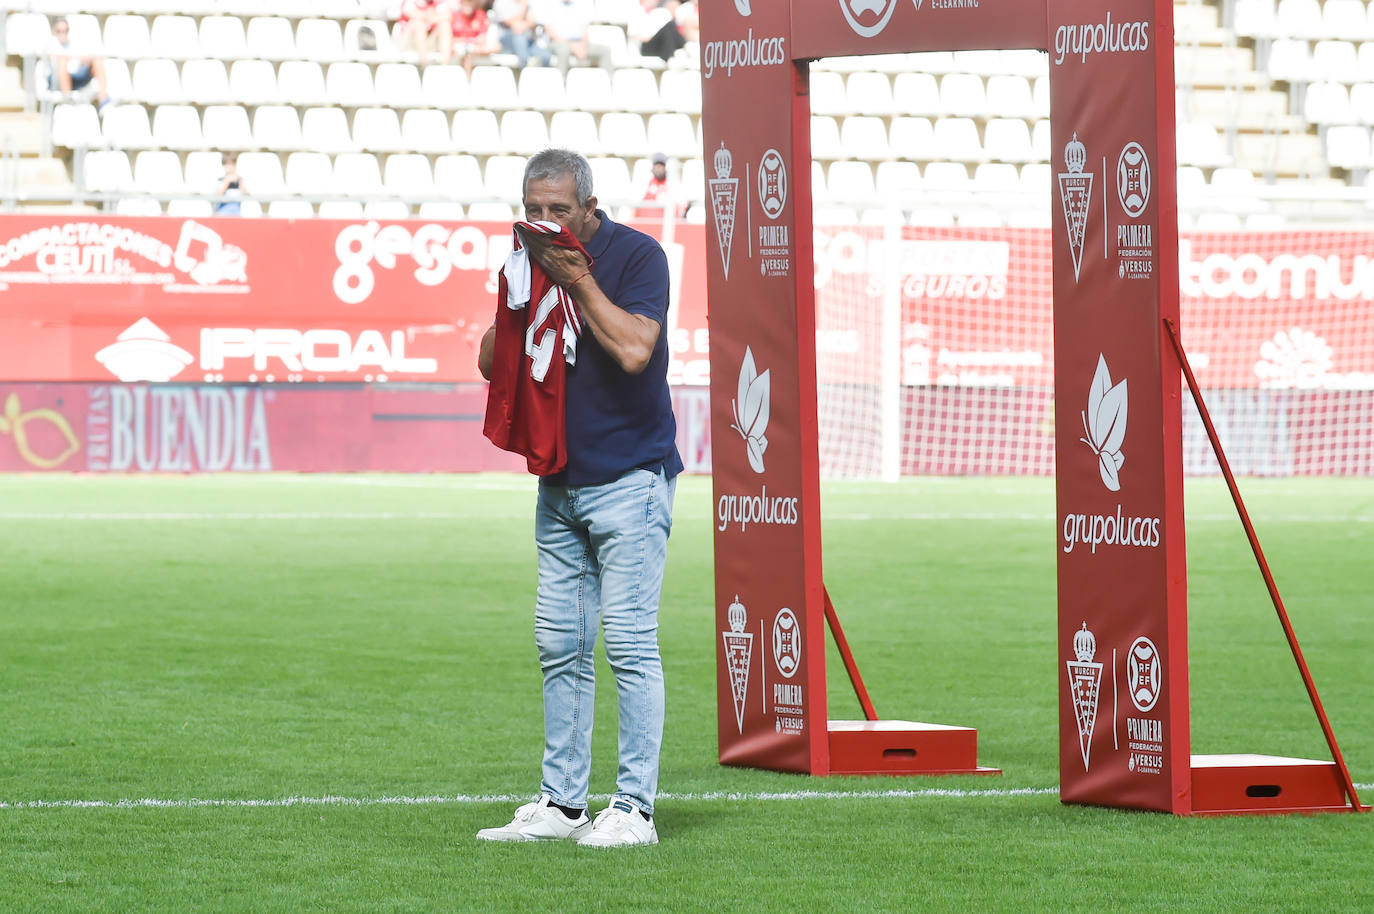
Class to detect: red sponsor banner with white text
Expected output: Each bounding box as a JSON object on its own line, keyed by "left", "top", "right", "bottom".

{"left": 0, "top": 216, "right": 710, "bottom": 386}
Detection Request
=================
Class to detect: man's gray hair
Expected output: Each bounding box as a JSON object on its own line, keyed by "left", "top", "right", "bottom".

{"left": 523, "top": 148, "right": 594, "bottom": 206}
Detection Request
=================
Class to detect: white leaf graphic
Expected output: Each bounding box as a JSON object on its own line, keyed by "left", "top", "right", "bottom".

{"left": 1079, "top": 354, "right": 1127, "bottom": 492}
{"left": 732, "top": 347, "right": 771, "bottom": 475}
{"left": 745, "top": 369, "right": 770, "bottom": 438}
{"left": 736, "top": 347, "right": 757, "bottom": 428}
{"left": 746, "top": 437, "right": 765, "bottom": 474}
{"left": 1099, "top": 450, "right": 1122, "bottom": 492}
{"left": 1096, "top": 377, "right": 1128, "bottom": 455}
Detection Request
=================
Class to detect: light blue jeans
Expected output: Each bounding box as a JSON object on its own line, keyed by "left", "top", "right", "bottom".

{"left": 535, "top": 467, "right": 675, "bottom": 817}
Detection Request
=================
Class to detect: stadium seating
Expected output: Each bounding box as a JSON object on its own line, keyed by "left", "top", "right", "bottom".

{"left": 7, "top": 0, "right": 1372, "bottom": 224}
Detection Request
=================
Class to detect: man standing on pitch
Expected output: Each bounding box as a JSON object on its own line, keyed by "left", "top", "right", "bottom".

{"left": 477, "top": 148, "right": 682, "bottom": 847}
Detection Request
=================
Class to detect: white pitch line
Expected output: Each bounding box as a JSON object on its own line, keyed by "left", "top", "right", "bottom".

{"left": 7, "top": 783, "right": 1371, "bottom": 812}
{"left": 0, "top": 787, "right": 1062, "bottom": 811}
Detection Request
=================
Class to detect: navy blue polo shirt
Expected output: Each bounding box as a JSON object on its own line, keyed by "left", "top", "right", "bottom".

{"left": 542, "top": 210, "right": 683, "bottom": 487}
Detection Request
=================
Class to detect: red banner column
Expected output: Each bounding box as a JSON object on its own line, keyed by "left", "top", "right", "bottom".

{"left": 1048, "top": 0, "right": 1188, "bottom": 812}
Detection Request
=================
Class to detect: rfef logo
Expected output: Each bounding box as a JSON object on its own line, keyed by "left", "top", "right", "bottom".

{"left": 839, "top": 0, "right": 907, "bottom": 38}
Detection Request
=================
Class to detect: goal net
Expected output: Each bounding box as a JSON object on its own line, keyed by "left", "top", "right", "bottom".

{"left": 813, "top": 223, "right": 1374, "bottom": 479}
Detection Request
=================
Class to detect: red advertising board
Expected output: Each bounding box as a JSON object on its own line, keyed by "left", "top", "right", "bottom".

{"left": 1050, "top": 0, "right": 1188, "bottom": 812}
{"left": 0, "top": 215, "right": 711, "bottom": 387}
{"left": 703, "top": 0, "right": 826, "bottom": 773}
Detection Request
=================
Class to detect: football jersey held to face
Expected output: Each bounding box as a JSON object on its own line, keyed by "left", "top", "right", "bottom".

{"left": 483, "top": 220, "right": 589, "bottom": 476}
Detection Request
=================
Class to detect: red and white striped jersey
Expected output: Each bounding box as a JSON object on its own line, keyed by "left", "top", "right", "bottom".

{"left": 482, "top": 220, "right": 590, "bottom": 476}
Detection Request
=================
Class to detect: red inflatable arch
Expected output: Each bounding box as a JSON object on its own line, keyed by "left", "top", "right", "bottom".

{"left": 700, "top": 0, "right": 1365, "bottom": 814}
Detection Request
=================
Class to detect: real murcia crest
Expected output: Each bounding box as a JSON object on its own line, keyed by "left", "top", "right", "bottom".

{"left": 722, "top": 595, "right": 754, "bottom": 733}
{"left": 708, "top": 142, "right": 740, "bottom": 280}
{"left": 1058, "top": 132, "right": 1093, "bottom": 282}
{"left": 1080, "top": 354, "right": 1127, "bottom": 492}
{"left": 731, "top": 346, "right": 770, "bottom": 474}
{"left": 1066, "top": 622, "right": 1103, "bottom": 772}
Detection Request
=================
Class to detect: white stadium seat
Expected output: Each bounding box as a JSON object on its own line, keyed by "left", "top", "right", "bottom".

{"left": 659, "top": 69, "right": 701, "bottom": 115}
{"left": 130, "top": 58, "right": 184, "bottom": 105}
{"left": 810, "top": 71, "right": 849, "bottom": 116}
{"left": 401, "top": 108, "right": 454, "bottom": 154}
{"left": 318, "top": 200, "right": 365, "bottom": 219}
{"left": 1304, "top": 82, "right": 1352, "bottom": 125}
{"left": 252, "top": 105, "right": 305, "bottom": 150}
{"left": 181, "top": 58, "right": 232, "bottom": 105}
{"left": 452, "top": 109, "right": 504, "bottom": 156}
{"left": 421, "top": 66, "right": 470, "bottom": 109}
{"left": 151, "top": 104, "right": 205, "bottom": 150}
{"left": 1325, "top": 124, "right": 1373, "bottom": 168}
{"left": 1275, "top": 0, "right": 1324, "bottom": 41}
{"left": 892, "top": 73, "right": 941, "bottom": 117}
{"left": 847, "top": 71, "right": 895, "bottom": 117}
{"left": 646, "top": 112, "right": 698, "bottom": 161}
{"left": 825, "top": 161, "right": 877, "bottom": 206}
{"left": 268, "top": 200, "right": 316, "bottom": 218}
{"left": 838, "top": 116, "right": 891, "bottom": 160}
{"left": 938, "top": 73, "right": 987, "bottom": 117}
{"left": 116, "top": 198, "right": 163, "bottom": 216}
{"left": 1312, "top": 40, "right": 1361, "bottom": 84}
{"left": 1351, "top": 83, "right": 1374, "bottom": 125}
{"left": 889, "top": 117, "right": 938, "bottom": 160}
{"left": 201, "top": 105, "right": 254, "bottom": 150}
{"left": 184, "top": 151, "right": 226, "bottom": 195}
{"left": 588, "top": 156, "right": 633, "bottom": 205}
{"left": 149, "top": 15, "right": 200, "bottom": 59}
{"left": 934, "top": 117, "right": 986, "bottom": 162}
{"left": 417, "top": 202, "right": 466, "bottom": 220}
{"left": 375, "top": 63, "right": 424, "bottom": 108}
{"left": 483, "top": 155, "right": 528, "bottom": 202}
{"left": 467, "top": 202, "right": 516, "bottom": 221}
{"left": 284, "top": 151, "right": 335, "bottom": 197}
{"left": 433, "top": 154, "right": 484, "bottom": 198}
{"left": 301, "top": 106, "right": 357, "bottom": 153}
{"left": 132, "top": 149, "right": 185, "bottom": 195}
{"left": 610, "top": 68, "right": 661, "bottom": 114}
{"left": 984, "top": 118, "right": 1037, "bottom": 163}
{"left": 229, "top": 59, "right": 280, "bottom": 106}
{"left": 985, "top": 75, "right": 1034, "bottom": 118}
{"left": 383, "top": 154, "right": 437, "bottom": 200}
{"left": 499, "top": 110, "right": 551, "bottom": 156}
{"left": 875, "top": 161, "right": 923, "bottom": 209}
{"left": 277, "top": 61, "right": 330, "bottom": 107}
{"left": 973, "top": 161, "right": 1021, "bottom": 195}
{"left": 469, "top": 65, "right": 520, "bottom": 111}
{"left": 364, "top": 200, "right": 412, "bottom": 220}
{"left": 565, "top": 68, "right": 615, "bottom": 113}
{"left": 83, "top": 150, "right": 135, "bottom": 194}
{"left": 167, "top": 199, "right": 215, "bottom": 218}
{"left": 245, "top": 16, "right": 297, "bottom": 60}
{"left": 549, "top": 110, "right": 601, "bottom": 155}
{"left": 517, "top": 66, "right": 568, "bottom": 113}
{"left": 599, "top": 112, "right": 650, "bottom": 159}
{"left": 103, "top": 104, "right": 155, "bottom": 149}
{"left": 103, "top": 15, "right": 152, "bottom": 59}
{"left": 296, "top": 18, "right": 347, "bottom": 61}
{"left": 326, "top": 62, "right": 376, "bottom": 107}
{"left": 236, "top": 151, "right": 287, "bottom": 197}
{"left": 200, "top": 15, "right": 249, "bottom": 60}
{"left": 810, "top": 115, "right": 843, "bottom": 160}
{"left": 352, "top": 107, "right": 405, "bottom": 152}
{"left": 51, "top": 104, "right": 103, "bottom": 149}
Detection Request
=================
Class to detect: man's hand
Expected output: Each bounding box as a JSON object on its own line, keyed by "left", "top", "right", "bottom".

{"left": 516, "top": 223, "right": 589, "bottom": 287}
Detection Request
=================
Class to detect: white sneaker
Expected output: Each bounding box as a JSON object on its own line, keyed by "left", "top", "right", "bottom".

{"left": 476, "top": 796, "right": 590, "bottom": 842}
{"left": 577, "top": 798, "right": 658, "bottom": 848}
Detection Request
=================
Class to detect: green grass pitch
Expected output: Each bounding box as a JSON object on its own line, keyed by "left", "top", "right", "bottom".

{"left": 2, "top": 473, "right": 1372, "bottom": 912}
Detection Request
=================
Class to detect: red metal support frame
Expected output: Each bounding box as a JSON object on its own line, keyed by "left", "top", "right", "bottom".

{"left": 1163, "top": 318, "right": 1367, "bottom": 813}
{"left": 822, "top": 587, "right": 879, "bottom": 722}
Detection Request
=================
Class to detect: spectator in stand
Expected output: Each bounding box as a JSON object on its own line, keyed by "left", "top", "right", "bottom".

{"left": 398, "top": 0, "right": 455, "bottom": 66}
{"left": 451, "top": 0, "right": 498, "bottom": 75}
{"left": 671, "top": 0, "right": 698, "bottom": 44}
{"left": 47, "top": 17, "right": 110, "bottom": 109}
{"left": 532, "top": 0, "right": 610, "bottom": 74}
{"left": 491, "top": 0, "right": 553, "bottom": 68}
{"left": 628, "top": 0, "right": 684, "bottom": 63}
{"left": 634, "top": 152, "right": 674, "bottom": 220}
{"left": 215, "top": 152, "right": 247, "bottom": 216}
